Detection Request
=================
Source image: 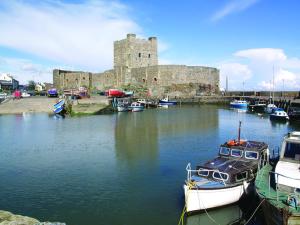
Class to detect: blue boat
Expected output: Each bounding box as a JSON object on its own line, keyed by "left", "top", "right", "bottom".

{"left": 158, "top": 96, "right": 177, "bottom": 106}
{"left": 53, "top": 105, "right": 64, "bottom": 114}
{"left": 53, "top": 100, "right": 65, "bottom": 114}
{"left": 229, "top": 100, "right": 248, "bottom": 109}
{"left": 54, "top": 100, "right": 65, "bottom": 109}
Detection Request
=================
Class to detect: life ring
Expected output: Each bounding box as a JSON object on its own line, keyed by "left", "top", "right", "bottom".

{"left": 227, "top": 140, "right": 246, "bottom": 146}
{"left": 227, "top": 140, "right": 236, "bottom": 146}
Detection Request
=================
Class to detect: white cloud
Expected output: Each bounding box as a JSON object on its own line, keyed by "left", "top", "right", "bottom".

{"left": 219, "top": 62, "right": 252, "bottom": 90}
{"left": 211, "top": 0, "right": 259, "bottom": 22}
{"left": 223, "top": 48, "right": 300, "bottom": 90}
{"left": 0, "top": 0, "right": 141, "bottom": 72}
{"left": 0, "top": 56, "right": 68, "bottom": 84}
{"left": 234, "top": 48, "right": 287, "bottom": 63}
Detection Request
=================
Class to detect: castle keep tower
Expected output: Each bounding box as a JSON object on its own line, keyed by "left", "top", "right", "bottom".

{"left": 114, "top": 34, "right": 158, "bottom": 69}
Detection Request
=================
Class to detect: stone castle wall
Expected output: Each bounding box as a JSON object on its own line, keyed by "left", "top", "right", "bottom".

{"left": 53, "top": 34, "right": 220, "bottom": 97}
{"left": 53, "top": 69, "right": 91, "bottom": 90}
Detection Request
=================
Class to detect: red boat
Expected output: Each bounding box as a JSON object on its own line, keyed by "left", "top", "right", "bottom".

{"left": 108, "top": 89, "right": 125, "bottom": 98}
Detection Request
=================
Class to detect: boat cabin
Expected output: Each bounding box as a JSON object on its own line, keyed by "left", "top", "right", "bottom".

{"left": 275, "top": 132, "right": 300, "bottom": 190}
{"left": 194, "top": 141, "right": 269, "bottom": 185}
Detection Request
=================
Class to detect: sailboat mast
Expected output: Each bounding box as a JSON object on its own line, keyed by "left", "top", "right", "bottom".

{"left": 272, "top": 66, "right": 275, "bottom": 101}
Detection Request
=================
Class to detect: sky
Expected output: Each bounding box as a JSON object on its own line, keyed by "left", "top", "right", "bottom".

{"left": 0, "top": 0, "right": 300, "bottom": 90}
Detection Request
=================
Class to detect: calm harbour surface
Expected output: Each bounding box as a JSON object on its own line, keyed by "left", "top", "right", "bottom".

{"left": 1, "top": 105, "right": 299, "bottom": 225}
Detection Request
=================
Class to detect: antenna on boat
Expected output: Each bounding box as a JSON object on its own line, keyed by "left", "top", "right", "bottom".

{"left": 238, "top": 121, "right": 242, "bottom": 143}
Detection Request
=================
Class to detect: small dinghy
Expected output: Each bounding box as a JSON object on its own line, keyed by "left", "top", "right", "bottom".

{"left": 53, "top": 100, "right": 65, "bottom": 114}
{"left": 184, "top": 122, "right": 269, "bottom": 213}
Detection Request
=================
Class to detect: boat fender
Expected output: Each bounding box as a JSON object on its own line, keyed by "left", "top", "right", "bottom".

{"left": 243, "top": 181, "right": 248, "bottom": 194}
{"left": 287, "top": 195, "right": 298, "bottom": 208}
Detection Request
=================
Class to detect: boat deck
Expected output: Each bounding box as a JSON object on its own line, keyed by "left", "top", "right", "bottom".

{"left": 255, "top": 164, "right": 300, "bottom": 215}
{"left": 190, "top": 175, "right": 226, "bottom": 189}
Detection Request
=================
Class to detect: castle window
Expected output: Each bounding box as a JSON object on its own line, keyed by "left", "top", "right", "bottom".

{"left": 138, "top": 53, "right": 141, "bottom": 58}
{"left": 66, "top": 79, "right": 69, "bottom": 82}
{"left": 83, "top": 77, "right": 85, "bottom": 80}
{"left": 142, "top": 78, "right": 146, "bottom": 83}
{"left": 148, "top": 54, "right": 151, "bottom": 58}
{"left": 154, "top": 77, "right": 157, "bottom": 82}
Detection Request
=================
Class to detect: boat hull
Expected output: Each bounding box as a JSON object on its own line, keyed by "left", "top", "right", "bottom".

{"left": 117, "top": 106, "right": 128, "bottom": 112}
{"left": 257, "top": 193, "right": 300, "bottom": 225}
{"left": 270, "top": 114, "right": 289, "bottom": 121}
{"left": 158, "top": 100, "right": 177, "bottom": 105}
{"left": 184, "top": 182, "right": 249, "bottom": 212}
{"left": 53, "top": 105, "right": 64, "bottom": 114}
{"left": 230, "top": 103, "right": 248, "bottom": 108}
{"left": 131, "top": 107, "right": 144, "bottom": 112}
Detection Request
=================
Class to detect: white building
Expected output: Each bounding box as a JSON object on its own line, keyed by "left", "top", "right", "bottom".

{"left": 0, "top": 73, "right": 19, "bottom": 90}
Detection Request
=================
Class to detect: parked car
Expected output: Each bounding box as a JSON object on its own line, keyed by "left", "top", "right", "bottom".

{"left": 21, "top": 92, "right": 31, "bottom": 98}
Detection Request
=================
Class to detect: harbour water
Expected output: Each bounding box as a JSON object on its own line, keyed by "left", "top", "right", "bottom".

{"left": 0, "top": 105, "right": 299, "bottom": 225}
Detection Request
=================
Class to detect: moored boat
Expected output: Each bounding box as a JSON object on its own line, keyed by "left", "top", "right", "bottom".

{"left": 288, "top": 107, "right": 300, "bottom": 122}
{"left": 270, "top": 108, "right": 289, "bottom": 121}
{"left": 249, "top": 100, "right": 267, "bottom": 112}
{"left": 53, "top": 99, "right": 65, "bottom": 114}
{"left": 158, "top": 96, "right": 177, "bottom": 106}
{"left": 266, "top": 103, "right": 277, "bottom": 113}
{"left": 117, "top": 103, "right": 129, "bottom": 112}
{"left": 184, "top": 122, "right": 269, "bottom": 213}
{"left": 229, "top": 100, "right": 248, "bottom": 109}
{"left": 129, "top": 102, "right": 144, "bottom": 112}
{"left": 255, "top": 131, "right": 300, "bottom": 225}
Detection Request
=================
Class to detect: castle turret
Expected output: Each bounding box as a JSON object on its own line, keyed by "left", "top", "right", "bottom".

{"left": 114, "top": 34, "right": 158, "bottom": 69}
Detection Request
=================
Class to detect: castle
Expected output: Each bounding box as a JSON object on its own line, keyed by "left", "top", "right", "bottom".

{"left": 53, "top": 34, "right": 220, "bottom": 97}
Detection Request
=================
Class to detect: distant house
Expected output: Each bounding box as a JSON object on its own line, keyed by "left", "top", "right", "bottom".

{"left": 0, "top": 73, "right": 19, "bottom": 90}
{"left": 35, "top": 83, "right": 45, "bottom": 92}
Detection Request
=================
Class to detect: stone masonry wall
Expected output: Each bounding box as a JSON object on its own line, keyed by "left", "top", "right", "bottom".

{"left": 91, "top": 69, "right": 115, "bottom": 90}
{"left": 129, "top": 65, "right": 219, "bottom": 97}
{"left": 53, "top": 69, "right": 91, "bottom": 90}
{"left": 114, "top": 34, "right": 158, "bottom": 69}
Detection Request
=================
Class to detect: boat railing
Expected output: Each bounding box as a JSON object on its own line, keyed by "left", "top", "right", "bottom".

{"left": 185, "top": 163, "right": 227, "bottom": 187}
{"left": 268, "top": 171, "right": 300, "bottom": 202}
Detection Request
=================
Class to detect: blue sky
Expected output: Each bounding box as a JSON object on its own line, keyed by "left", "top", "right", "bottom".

{"left": 0, "top": 0, "right": 300, "bottom": 90}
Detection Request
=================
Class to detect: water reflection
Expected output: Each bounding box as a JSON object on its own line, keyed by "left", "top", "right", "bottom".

{"left": 114, "top": 111, "right": 159, "bottom": 165}
{"left": 186, "top": 204, "right": 242, "bottom": 225}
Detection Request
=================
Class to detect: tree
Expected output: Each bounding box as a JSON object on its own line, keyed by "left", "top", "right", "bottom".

{"left": 28, "top": 80, "right": 36, "bottom": 91}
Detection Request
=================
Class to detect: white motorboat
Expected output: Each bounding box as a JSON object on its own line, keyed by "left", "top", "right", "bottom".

{"left": 270, "top": 108, "right": 289, "bottom": 121}
{"left": 129, "top": 102, "right": 144, "bottom": 112}
{"left": 266, "top": 103, "right": 277, "bottom": 113}
{"left": 184, "top": 122, "right": 269, "bottom": 212}
{"left": 117, "top": 103, "right": 129, "bottom": 112}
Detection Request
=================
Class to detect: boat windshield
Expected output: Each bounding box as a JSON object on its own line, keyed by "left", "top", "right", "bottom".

{"left": 236, "top": 171, "right": 248, "bottom": 181}
{"left": 198, "top": 169, "right": 209, "bottom": 177}
{"left": 283, "top": 142, "right": 300, "bottom": 160}
{"left": 219, "top": 147, "right": 230, "bottom": 156}
{"left": 245, "top": 151, "right": 258, "bottom": 160}
{"left": 231, "top": 149, "right": 243, "bottom": 158}
{"left": 213, "top": 172, "right": 229, "bottom": 181}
